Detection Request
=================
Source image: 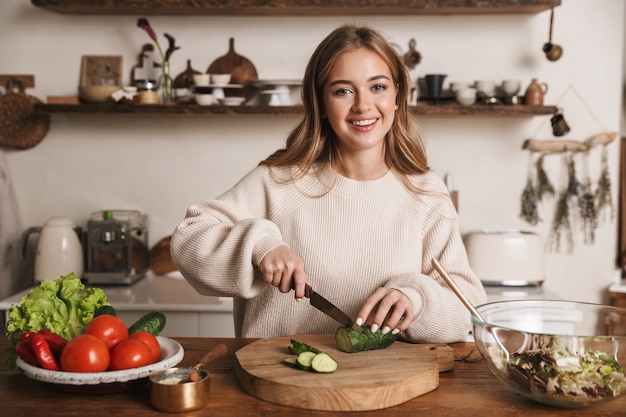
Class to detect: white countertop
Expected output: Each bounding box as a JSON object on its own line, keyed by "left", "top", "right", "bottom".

{"left": 0, "top": 272, "right": 233, "bottom": 313}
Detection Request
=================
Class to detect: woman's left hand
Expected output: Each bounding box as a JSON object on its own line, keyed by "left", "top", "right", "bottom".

{"left": 355, "top": 288, "right": 414, "bottom": 335}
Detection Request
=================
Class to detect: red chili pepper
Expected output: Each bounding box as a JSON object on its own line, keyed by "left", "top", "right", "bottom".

{"left": 37, "top": 329, "right": 67, "bottom": 355}
{"left": 19, "top": 331, "right": 35, "bottom": 342}
{"left": 28, "top": 333, "right": 60, "bottom": 371}
{"left": 15, "top": 340, "right": 39, "bottom": 366}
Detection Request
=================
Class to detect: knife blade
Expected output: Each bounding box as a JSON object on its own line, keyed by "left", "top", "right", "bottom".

{"left": 303, "top": 284, "right": 364, "bottom": 332}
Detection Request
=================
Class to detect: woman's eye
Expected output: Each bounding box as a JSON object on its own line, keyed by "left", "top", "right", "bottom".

{"left": 372, "top": 83, "right": 387, "bottom": 92}
{"left": 334, "top": 87, "right": 352, "bottom": 96}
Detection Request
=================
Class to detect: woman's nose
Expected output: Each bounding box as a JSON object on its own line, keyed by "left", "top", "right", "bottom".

{"left": 351, "top": 93, "right": 371, "bottom": 113}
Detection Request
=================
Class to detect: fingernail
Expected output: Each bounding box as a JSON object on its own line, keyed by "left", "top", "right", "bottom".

{"left": 392, "top": 328, "right": 400, "bottom": 335}
{"left": 356, "top": 318, "right": 363, "bottom": 326}
{"left": 296, "top": 298, "right": 302, "bottom": 302}
{"left": 381, "top": 326, "right": 390, "bottom": 335}
{"left": 371, "top": 324, "right": 379, "bottom": 333}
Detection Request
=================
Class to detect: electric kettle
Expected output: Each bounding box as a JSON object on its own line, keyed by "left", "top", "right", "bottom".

{"left": 21, "top": 217, "right": 84, "bottom": 283}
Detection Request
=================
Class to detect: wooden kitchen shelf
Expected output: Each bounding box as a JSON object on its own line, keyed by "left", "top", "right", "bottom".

{"left": 31, "top": 0, "right": 561, "bottom": 16}
{"left": 35, "top": 102, "right": 557, "bottom": 117}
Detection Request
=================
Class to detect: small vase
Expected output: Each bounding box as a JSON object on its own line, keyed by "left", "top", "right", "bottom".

{"left": 159, "top": 61, "right": 174, "bottom": 104}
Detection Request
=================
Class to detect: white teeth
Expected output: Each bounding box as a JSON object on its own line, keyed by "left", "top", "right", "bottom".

{"left": 352, "top": 119, "right": 376, "bottom": 126}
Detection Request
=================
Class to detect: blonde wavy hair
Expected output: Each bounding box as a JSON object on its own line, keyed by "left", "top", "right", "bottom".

{"left": 261, "top": 24, "right": 430, "bottom": 193}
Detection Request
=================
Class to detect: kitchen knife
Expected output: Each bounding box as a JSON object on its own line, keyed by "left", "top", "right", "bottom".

{"left": 303, "top": 284, "right": 364, "bottom": 332}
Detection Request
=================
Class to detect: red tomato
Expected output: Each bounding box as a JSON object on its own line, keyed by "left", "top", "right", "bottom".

{"left": 60, "top": 334, "right": 110, "bottom": 372}
{"left": 84, "top": 314, "right": 128, "bottom": 351}
{"left": 109, "top": 339, "right": 154, "bottom": 371}
{"left": 130, "top": 331, "right": 161, "bottom": 362}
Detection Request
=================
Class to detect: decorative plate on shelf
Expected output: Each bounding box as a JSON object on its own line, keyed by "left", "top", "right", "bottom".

{"left": 15, "top": 336, "right": 184, "bottom": 393}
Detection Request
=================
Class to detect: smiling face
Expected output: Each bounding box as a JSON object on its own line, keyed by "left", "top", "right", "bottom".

{"left": 322, "top": 48, "right": 398, "bottom": 171}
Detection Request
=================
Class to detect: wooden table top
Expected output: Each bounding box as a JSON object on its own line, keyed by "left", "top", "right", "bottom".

{"left": 1, "top": 337, "right": 623, "bottom": 416}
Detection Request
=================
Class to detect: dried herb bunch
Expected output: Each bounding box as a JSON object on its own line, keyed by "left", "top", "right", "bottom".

{"left": 579, "top": 179, "right": 598, "bottom": 244}
{"left": 535, "top": 154, "right": 555, "bottom": 201}
{"left": 566, "top": 155, "right": 581, "bottom": 197}
{"left": 520, "top": 154, "right": 540, "bottom": 225}
{"left": 549, "top": 189, "right": 574, "bottom": 253}
{"left": 578, "top": 153, "right": 598, "bottom": 245}
{"left": 596, "top": 146, "right": 614, "bottom": 221}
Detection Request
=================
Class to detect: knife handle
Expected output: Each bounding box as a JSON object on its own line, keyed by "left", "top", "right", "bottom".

{"left": 291, "top": 282, "right": 312, "bottom": 298}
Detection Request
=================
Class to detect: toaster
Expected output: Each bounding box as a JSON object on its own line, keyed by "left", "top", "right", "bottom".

{"left": 464, "top": 229, "right": 545, "bottom": 286}
{"left": 84, "top": 209, "right": 149, "bottom": 285}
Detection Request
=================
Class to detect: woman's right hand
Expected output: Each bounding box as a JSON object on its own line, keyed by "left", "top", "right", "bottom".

{"left": 258, "top": 245, "right": 308, "bottom": 300}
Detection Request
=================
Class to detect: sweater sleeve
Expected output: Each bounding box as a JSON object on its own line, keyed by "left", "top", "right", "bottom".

{"left": 170, "top": 166, "right": 288, "bottom": 299}
{"left": 387, "top": 176, "right": 487, "bottom": 343}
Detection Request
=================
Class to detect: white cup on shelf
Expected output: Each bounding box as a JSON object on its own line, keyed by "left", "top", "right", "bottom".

{"left": 193, "top": 74, "right": 210, "bottom": 87}
{"left": 455, "top": 87, "right": 477, "bottom": 106}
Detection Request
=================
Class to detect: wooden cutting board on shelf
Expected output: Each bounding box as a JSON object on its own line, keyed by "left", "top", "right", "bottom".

{"left": 207, "top": 38, "right": 257, "bottom": 101}
{"left": 234, "top": 333, "right": 454, "bottom": 411}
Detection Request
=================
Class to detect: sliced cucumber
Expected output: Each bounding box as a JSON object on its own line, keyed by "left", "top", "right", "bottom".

{"left": 283, "top": 356, "right": 299, "bottom": 368}
{"left": 296, "top": 351, "right": 317, "bottom": 370}
{"left": 310, "top": 352, "right": 338, "bottom": 373}
{"left": 284, "top": 340, "right": 339, "bottom": 373}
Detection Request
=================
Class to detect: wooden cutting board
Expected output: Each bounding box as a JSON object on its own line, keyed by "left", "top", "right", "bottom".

{"left": 234, "top": 333, "right": 454, "bottom": 411}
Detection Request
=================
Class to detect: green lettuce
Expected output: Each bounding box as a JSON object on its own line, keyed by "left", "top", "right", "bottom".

{"left": 5, "top": 273, "right": 108, "bottom": 344}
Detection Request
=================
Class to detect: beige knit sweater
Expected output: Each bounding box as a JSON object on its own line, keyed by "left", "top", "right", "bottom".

{"left": 171, "top": 164, "right": 487, "bottom": 343}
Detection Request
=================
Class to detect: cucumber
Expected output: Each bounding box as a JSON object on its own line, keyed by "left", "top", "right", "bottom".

{"left": 310, "top": 352, "right": 338, "bottom": 373}
{"left": 128, "top": 311, "right": 166, "bottom": 336}
{"left": 288, "top": 339, "right": 322, "bottom": 355}
{"left": 284, "top": 340, "right": 338, "bottom": 373}
{"left": 283, "top": 356, "right": 299, "bottom": 368}
{"left": 296, "top": 351, "right": 316, "bottom": 370}
{"left": 335, "top": 324, "right": 397, "bottom": 353}
{"left": 94, "top": 305, "right": 117, "bottom": 317}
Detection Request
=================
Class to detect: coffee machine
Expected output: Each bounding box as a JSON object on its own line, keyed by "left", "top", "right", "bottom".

{"left": 84, "top": 210, "right": 148, "bottom": 285}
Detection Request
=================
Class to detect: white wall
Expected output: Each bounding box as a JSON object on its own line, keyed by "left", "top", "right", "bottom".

{"left": 1, "top": 1, "right": 624, "bottom": 303}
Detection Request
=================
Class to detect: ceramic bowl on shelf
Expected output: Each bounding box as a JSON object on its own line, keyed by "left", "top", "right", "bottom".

{"left": 211, "top": 74, "right": 232, "bottom": 85}
{"left": 195, "top": 93, "right": 214, "bottom": 106}
{"left": 455, "top": 87, "right": 477, "bottom": 106}
{"left": 78, "top": 85, "right": 120, "bottom": 103}
{"left": 15, "top": 337, "right": 184, "bottom": 394}
{"left": 502, "top": 79, "right": 522, "bottom": 96}
{"left": 192, "top": 74, "right": 210, "bottom": 87}
{"left": 473, "top": 300, "right": 626, "bottom": 408}
{"left": 218, "top": 97, "right": 245, "bottom": 106}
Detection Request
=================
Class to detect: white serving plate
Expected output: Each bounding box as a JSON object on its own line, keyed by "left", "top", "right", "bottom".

{"left": 16, "top": 336, "right": 183, "bottom": 386}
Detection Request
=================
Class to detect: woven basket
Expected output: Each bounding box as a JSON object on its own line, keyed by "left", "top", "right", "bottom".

{"left": 0, "top": 78, "right": 50, "bottom": 150}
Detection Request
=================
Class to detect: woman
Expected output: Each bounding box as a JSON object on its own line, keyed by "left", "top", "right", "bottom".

{"left": 171, "top": 24, "right": 486, "bottom": 343}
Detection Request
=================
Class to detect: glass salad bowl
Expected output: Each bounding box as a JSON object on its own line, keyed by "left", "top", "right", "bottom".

{"left": 472, "top": 300, "right": 626, "bottom": 408}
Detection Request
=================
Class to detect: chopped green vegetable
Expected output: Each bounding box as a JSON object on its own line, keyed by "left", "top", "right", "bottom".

{"left": 335, "top": 324, "right": 397, "bottom": 353}
{"left": 288, "top": 339, "right": 322, "bottom": 355}
{"left": 5, "top": 273, "right": 108, "bottom": 344}
{"left": 296, "top": 351, "right": 316, "bottom": 370}
{"left": 284, "top": 339, "right": 338, "bottom": 373}
{"left": 310, "top": 352, "right": 338, "bottom": 373}
{"left": 283, "top": 356, "right": 298, "bottom": 368}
